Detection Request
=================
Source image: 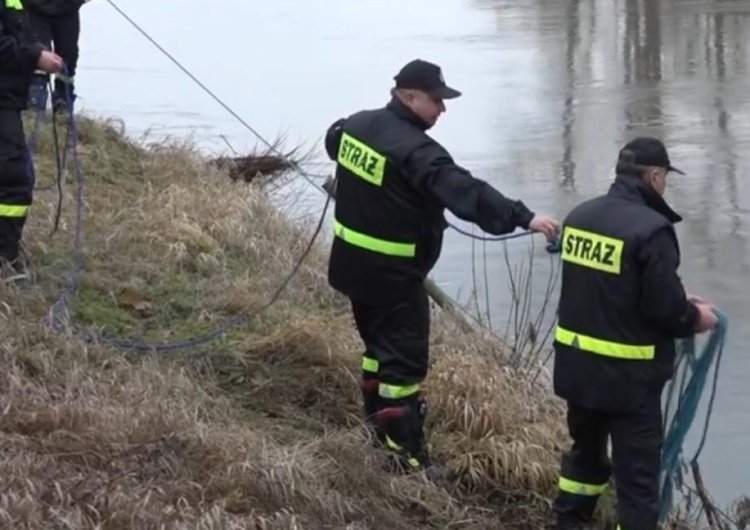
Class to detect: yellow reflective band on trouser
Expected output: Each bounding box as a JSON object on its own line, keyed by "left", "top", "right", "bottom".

{"left": 337, "top": 131, "right": 386, "bottom": 186}
{"left": 5, "top": 0, "right": 23, "bottom": 10}
{"left": 0, "top": 204, "right": 29, "bottom": 218}
{"left": 362, "top": 356, "right": 378, "bottom": 374}
{"left": 556, "top": 326, "right": 655, "bottom": 360}
{"left": 333, "top": 219, "right": 416, "bottom": 257}
{"left": 561, "top": 226, "right": 624, "bottom": 275}
{"left": 379, "top": 382, "right": 420, "bottom": 400}
{"left": 385, "top": 435, "right": 421, "bottom": 468}
{"left": 559, "top": 476, "right": 608, "bottom": 496}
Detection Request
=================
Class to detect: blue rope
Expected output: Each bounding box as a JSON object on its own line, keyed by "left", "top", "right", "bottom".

{"left": 658, "top": 309, "right": 728, "bottom": 523}
{"left": 447, "top": 221, "right": 562, "bottom": 253}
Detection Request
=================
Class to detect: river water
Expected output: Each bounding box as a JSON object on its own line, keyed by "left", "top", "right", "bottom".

{"left": 77, "top": 0, "right": 749, "bottom": 504}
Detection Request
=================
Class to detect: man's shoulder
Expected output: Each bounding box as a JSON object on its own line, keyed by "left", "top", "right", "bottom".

{"left": 345, "top": 105, "right": 390, "bottom": 124}
{"left": 563, "top": 194, "right": 608, "bottom": 223}
{"left": 339, "top": 107, "right": 394, "bottom": 141}
{"left": 347, "top": 107, "right": 440, "bottom": 154}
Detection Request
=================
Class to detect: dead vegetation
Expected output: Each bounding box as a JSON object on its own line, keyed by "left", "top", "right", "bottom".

{"left": 209, "top": 150, "right": 294, "bottom": 182}
{"left": 0, "top": 109, "right": 742, "bottom": 529}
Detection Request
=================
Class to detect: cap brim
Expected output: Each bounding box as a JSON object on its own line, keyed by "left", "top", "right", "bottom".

{"left": 431, "top": 86, "right": 462, "bottom": 99}
{"left": 668, "top": 165, "right": 686, "bottom": 175}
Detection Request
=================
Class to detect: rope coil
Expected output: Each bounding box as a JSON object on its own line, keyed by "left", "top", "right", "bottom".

{"left": 659, "top": 309, "right": 729, "bottom": 524}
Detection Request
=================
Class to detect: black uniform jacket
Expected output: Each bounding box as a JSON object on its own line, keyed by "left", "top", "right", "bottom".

{"left": 324, "top": 96, "right": 536, "bottom": 304}
{"left": 0, "top": 0, "right": 43, "bottom": 110}
{"left": 553, "top": 171, "right": 700, "bottom": 412}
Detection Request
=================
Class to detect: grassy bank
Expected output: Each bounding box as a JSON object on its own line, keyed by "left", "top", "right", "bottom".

{"left": 2, "top": 111, "right": 730, "bottom": 529}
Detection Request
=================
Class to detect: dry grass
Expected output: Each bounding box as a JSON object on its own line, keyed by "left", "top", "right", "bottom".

{"left": 0, "top": 110, "right": 726, "bottom": 529}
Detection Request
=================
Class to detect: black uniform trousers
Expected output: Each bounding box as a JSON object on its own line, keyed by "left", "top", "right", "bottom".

{"left": 350, "top": 282, "right": 430, "bottom": 464}
{"left": 0, "top": 110, "right": 33, "bottom": 264}
{"left": 553, "top": 388, "right": 663, "bottom": 530}
{"left": 352, "top": 283, "right": 430, "bottom": 392}
{"left": 26, "top": 7, "right": 80, "bottom": 100}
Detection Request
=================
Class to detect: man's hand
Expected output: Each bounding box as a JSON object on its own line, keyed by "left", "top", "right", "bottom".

{"left": 37, "top": 51, "right": 63, "bottom": 74}
{"left": 528, "top": 214, "right": 560, "bottom": 242}
{"left": 693, "top": 301, "right": 718, "bottom": 333}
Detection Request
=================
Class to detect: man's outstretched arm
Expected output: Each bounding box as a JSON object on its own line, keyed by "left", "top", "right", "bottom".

{"left": 403, "top": 140, "right": 558, "bottom": 238}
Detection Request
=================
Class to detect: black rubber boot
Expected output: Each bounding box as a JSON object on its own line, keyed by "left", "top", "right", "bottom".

{"left": 361, "top": 378, "right": 386, "bottom": 447}
{"left": 376, "top": 396, "right": 431, "bottom": 474}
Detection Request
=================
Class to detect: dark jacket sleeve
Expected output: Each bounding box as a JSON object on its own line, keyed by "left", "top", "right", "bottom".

{"left": 0, "top": 19, "right": 43, "bottom": 75}
{"left": 637, "top": 226, "right": 699, "bottom": 338}
{"left": 324, "top": 118, "right": 345, "bottom": 161}
{"left": 402, "top": 139, "right": 535, "bottom": 235}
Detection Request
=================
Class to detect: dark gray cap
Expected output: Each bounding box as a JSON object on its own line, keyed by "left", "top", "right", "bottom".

{"left": 618, "top": 137, "right": 685, "bottom": 175}
{"left": 393, "top": 59, "right": 462, "bottom": 99}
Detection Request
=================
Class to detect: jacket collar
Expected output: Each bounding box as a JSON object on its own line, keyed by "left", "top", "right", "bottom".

{"left": 386, "top": 96, "right": 430, "bottom": 130}
{"left": 608, "top": 172, "right": 683, "bottom": 224}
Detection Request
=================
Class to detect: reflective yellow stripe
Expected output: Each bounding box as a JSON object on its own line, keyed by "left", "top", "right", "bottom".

{"left": 556, "top": 326, "right": 654, "bottom": 360}
{"left": 561, "top": 226, "right": 624, "bottom": 275}
{"left": 0, "top": 204, "right": 29, "bottom": 218}
{"left": 362, "top": 356, "right": 378, "bottom": 373}
{"left": 5, "top": 0, "right": 23, "bottom": 10}
{"left": 379, "top": 382, "right": 420, "bottom": 399}
{"left": 334, "top": 219, "right": 416, "bottom": 257}
{"left": 385, "top": 436, "right": 421, "bottom": 468}
{"left": 337, "top": 132, "right": 386, "bottom": 186}
{"left": 559, "top": 477, "right": 608, "bottom": 496}
{"left": 55, "top": 73, "right": 74, "bottom": 85}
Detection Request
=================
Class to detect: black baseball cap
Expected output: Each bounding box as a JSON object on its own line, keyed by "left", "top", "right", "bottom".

{"left": 393, "top": 59, "right": 462, "bottom": 100}
{"left": 618, "top": 137, "right": 685, "bottom": 175}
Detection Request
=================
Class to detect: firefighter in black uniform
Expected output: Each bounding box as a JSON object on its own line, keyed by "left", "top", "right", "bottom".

{"left": 323, "top": 58, "right": 560, "bottom": 473}
{"left": 550, "top": 137, "right": 719, "bottom": 530}
{"left": 0, "top": 0, "right": 62, "bottom": 277}
{"left": 24, "top": 0, "right": 87, "bottom": 113}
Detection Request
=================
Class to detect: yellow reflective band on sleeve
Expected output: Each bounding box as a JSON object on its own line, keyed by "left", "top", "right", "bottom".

{"left": 0, "top": 204, "right": 29, "bottom": 218}
{"left": 561, "top": 226, "right": 624, "bottom": 275}
{"left": 362, "top": 356, "right": 379, "bottom": 374}
{"left": 5, "top": 0, "right": 23, "bottom": 10}
{"left": 334, "top": 219, "right": 416, "bottom": 257}
{"left": 559, "top": 476, "right": 608, "bottom": 496}
{"left": 556, "top": 326, "right": 655, "bottom": 360}
{"left": 379, "top": 382, "right": 420, "bottom": 400}
{"left": 337, "top": 132, "right": 386, "bottom": 186}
